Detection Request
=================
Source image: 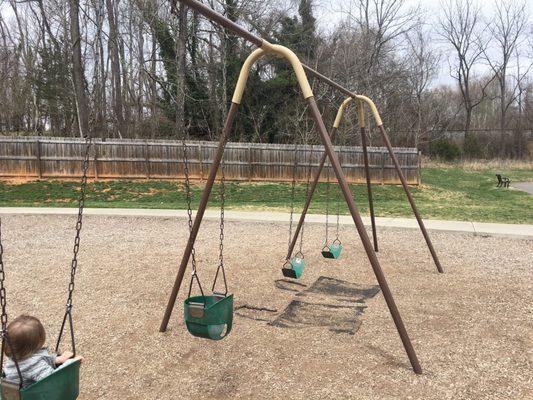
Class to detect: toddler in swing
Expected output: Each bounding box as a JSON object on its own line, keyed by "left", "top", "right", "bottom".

{"left": 3, "top": 315, "right": 84, "bottom": 387}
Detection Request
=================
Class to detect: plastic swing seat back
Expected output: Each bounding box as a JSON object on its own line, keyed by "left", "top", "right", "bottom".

{"left": 184, "top": 294, "right": 234, "bottom": 340}
{"left": 322, "top": 240, "right": 343, "bottom": 259}
{"left": 0, "top": 359, "right": 81, "bottom": 400}
{"left": 282, "top": 256, "right": 305, "bottom": 279}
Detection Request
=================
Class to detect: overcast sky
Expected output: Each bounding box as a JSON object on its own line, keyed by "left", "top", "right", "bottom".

{"left": 1, "top": 0, "right": 531, "bottom": 87}
{"left": 311, "top": 0, "right": 533, "bottom": 86}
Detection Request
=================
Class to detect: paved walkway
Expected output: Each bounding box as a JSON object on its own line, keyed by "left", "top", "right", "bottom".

{"left": 512, "top": 182, "right": 533, "bottom": 195}
{"left": 1, "top": 207, "right": 532, "bottom": 239}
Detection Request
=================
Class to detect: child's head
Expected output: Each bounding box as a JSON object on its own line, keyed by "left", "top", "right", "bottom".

{"left": 4, "top": 315, "right": 46, "bottom": 360}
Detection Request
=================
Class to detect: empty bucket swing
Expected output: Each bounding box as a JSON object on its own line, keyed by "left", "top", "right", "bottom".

{"left": 322, "top": 239, "right": 343, "bottom": 259}
{"left": 282, "top": 252, "right": 305, "bottom": 279}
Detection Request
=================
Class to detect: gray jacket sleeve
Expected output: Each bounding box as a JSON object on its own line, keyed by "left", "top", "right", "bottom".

{"left": 29, "top": 358, "right": 56, "bottom": 382}
{"left": 28, "top": 349, "right": 57, "bottom": 382}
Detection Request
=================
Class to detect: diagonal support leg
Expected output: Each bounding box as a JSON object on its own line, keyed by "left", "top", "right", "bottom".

{"left": 307, "top": 97, "right": 422, "bottom": 374}
{"left": 358, "top": 100, "right": 379, "bottom": 252}
{"left": 361, "top": 127, "right": 378, "bottom": 251}
{"left": 378, "top": 125, "right": 444, "bottom": 274}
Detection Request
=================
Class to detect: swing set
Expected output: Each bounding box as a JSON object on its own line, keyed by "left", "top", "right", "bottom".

{"left": 161, "top": 0, "right": 447, "bottom": 376}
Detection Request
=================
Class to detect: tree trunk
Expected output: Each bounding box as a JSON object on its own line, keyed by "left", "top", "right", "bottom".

{"left": 175, "top": 2, "right": 187, "bottom": 135}
{"left": 69, "top": 0, "right": 90, "bottom": 138}
{"left": 106, "top": 0, "right": 126, "bottom": 138}
{"left": 499, "top": 76, "right": 507, "bottom": 157}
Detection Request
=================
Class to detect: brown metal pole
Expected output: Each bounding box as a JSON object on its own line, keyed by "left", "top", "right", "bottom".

{"left": 159, "top": 102, "right": 240, "bottom": 332}
{"left": 361, "top": 127, "right": 378, "bottom": 252}
{"left": 379, "top": 125, "right": 444, "bottom": 274}
{"left": 285, "top": 128, "right": 338, "bottom": 260}
{"left": 307, "top": 97, "right": 422, "bottom": 374}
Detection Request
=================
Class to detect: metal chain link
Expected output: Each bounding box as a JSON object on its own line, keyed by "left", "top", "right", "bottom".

{"left": 325, "top": 161, "right": 330, "bottom": 245}
{"left": 212, "top": 158, "right": 228, "bottom": 295}
{"left": 56, "top": 137, "right": 92, "bottom": 355}
{"left": 298, "top": 144, "right": 313, "bottom": 254}
{"left": 65, "top": 137, "right": 91, "bottom": 310}
{"left": 335, "top": 196, "right": 341, "bottom": 241}
{"left": 183, "top": 142, "right": 204, "bottom": 299}
{"left": 335, "top": 160, "right": 342, "bottom": 242}
{"left": 0, "top": 219, "right": 8, "bottom": 332}
{"left": 286, "top": 144, "right": 299, "bottom": 259}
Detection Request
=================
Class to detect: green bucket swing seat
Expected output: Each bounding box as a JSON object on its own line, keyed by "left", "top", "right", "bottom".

{"left": 1, "top": 360, "right": 81, "bottom": 400}
{"left": 282, "top": 255, "right": 305, "bottom": 279}
{"left": 322, "top": 239, "right": 343, "bottom": 259}
{"left": 184, "top": 294, "right": 233, "bottom": 340}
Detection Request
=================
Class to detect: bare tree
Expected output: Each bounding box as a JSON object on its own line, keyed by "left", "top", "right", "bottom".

{"left": 68, "top": 0, "right": 90, "bottom": 137}
{"left": 484, "top": 0, "right": 530, "bottom": 155}
{"left": 106, "top": 0, "right": 126, "bottom": 138}
{"left": 405, "top": 23, "right": 440, "bottom": 148}
{"left": 343, "top": 0, "right": 421, "bottom": 77}
{"left": 439, "top": 0, "right": 488, "bottom": 140}
{"left": 172, "top": 0, "right": 187, "bottom": 134}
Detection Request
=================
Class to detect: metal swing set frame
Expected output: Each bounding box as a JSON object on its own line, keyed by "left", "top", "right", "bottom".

{"left": 161, "top": 0, "right": 446, "bottom": 375}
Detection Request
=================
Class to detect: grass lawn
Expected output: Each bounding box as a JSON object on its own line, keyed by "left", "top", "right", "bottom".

{"left": 0, "top": 167, "right": 532, "bottom": 224}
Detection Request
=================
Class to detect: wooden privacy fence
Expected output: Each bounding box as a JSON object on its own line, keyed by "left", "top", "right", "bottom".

{"left": 0, "top": 136, "right": 420, "bottom": 184}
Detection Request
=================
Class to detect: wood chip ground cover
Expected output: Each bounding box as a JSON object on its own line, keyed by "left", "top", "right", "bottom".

{"left": 0, "top": 214, "right": 531, "bottom": 399}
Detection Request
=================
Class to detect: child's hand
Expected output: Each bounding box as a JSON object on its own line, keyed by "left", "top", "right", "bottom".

{"left": 56, "top": 351, "right": 74, "bottom": 364}
{"left": 73, "top": 355, "right": 85, "bottom": 364}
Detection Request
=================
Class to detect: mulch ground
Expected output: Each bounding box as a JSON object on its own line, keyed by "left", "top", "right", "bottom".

{"left": 0, "top": 214, "right": 531, "bottom": 399}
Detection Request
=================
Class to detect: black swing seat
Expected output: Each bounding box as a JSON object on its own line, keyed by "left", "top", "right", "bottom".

{"left": 1, "top": 359, "right": 81, "bottom": 400}
{"left": 321, "top": 240, "right": 343, "bottom": 259}
{"left": 184, "top": 294, "right": 233, "bottom": 341}
{"left": 281, "top": 256, "right": 305, "bottom": 279}
{"left": 281, "top": 268, "right": 298, "bottom": 279}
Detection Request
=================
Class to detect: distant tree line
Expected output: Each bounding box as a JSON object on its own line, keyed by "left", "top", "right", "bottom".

{"left": 0, "top": 0, "right": 531, "bottom": 159}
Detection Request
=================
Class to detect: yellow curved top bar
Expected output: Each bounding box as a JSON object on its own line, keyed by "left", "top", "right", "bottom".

{"left": 261, "top": 41, "right": 314, "bottom": 99}
{"left": 332, "top": 94, "right": 383, "bottom": 129}
{"left": 333, "top": 97, "right": 353, "bottom": 128}
{"left": 354, "top": 95, "right": 383, "bottom": 127}
{"left": 231, "top": 41, "right": 314, "bottom": 104}
{"left": 231, "top": 48, "right": 266, "bottom": 104}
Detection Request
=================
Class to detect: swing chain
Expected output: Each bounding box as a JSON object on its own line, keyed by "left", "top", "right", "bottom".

{"left": 65, "top": 137, "right": 91, "bottom": 311}
{"left": 0, "top": 219, "right": 8, "bottom": 332}
{"left": 0, "top": 221, "right": 28, "bottom": 388}
{"left": 299, "top": 144, "right": 313, "bottom": 254}
{"left": 212, "top": 158, "right": 228, "bottom": 295}
{"left": 183, "top": 142, "right": 204, "bottom": 299}
{"left": 56, "top": 137, "right": 91, "bottom": 355}
{"left": 335, "top": 197, "right": 341, "bottom": 241}
{"left": 325, "top": 161, "right": 330, "bottom": 245}
{"left": 183, "top": 142, "right": 198, "bottom": 273}
{"left": 286, "top": 144, "right": 299, "bottom": 259}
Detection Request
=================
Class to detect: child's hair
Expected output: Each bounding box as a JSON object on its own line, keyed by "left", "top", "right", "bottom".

{"left": 4, "top": 315, "right": 46, "bottom": 360}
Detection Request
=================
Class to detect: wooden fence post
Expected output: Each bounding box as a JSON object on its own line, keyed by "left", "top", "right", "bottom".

{"left": 418, "top": 150, "right": 422, "bottom": 185}
{"left": 144, "top": 141, "right": 150, "bottom": 179}
{"left": 199, "top": 143, "right": 203, "bottom": 181}
{"left": 93, "top": 143, "right": 99, "bottom": 179}
{"left": 35, "top": 139, "right": 42, "bottom": 179}
{"left": 248, "top": 143, "right": 252, "bottom": 182}
{"left": 381, "top": 149, "right": 385, "bottom": 185}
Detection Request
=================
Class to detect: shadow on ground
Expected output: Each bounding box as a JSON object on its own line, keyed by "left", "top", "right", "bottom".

{"left": 235, "top": 276, "right": 380, "bottom": 335}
